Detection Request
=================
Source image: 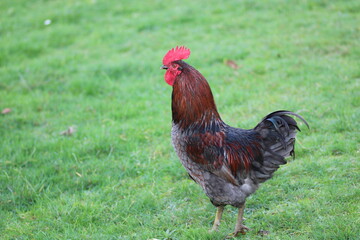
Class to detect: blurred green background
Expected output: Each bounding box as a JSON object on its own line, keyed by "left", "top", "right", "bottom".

{"left": 1, "top": 0, "right": 359, "bottom": 239}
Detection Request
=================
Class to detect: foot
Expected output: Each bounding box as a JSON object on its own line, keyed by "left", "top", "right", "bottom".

{"left": 232, "top": 225, "right": 250, "bottom": 236}
{"left": 230, "top": 203, "right": 249, "bottom": 237}
{"left": 210, "top": 206, "right": 224, "bottom": 232}
{"left": 210, "top": 223, "right": 220, "bottom": 232}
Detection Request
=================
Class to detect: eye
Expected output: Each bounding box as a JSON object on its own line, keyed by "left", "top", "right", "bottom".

{"left": 171, "top": 63, "right": 183, "bottom": 71}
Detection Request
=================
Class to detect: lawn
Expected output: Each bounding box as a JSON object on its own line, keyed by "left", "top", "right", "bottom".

{"left": 0, "top": 0, "right": 359, "bottom": 239}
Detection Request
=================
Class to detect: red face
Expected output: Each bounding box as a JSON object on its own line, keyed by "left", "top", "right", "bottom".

{"left": 162, "top": 63, "right": 182, "bottom": 86}
{"left": 161, "top": 46, "right": 190, "bottom": 86}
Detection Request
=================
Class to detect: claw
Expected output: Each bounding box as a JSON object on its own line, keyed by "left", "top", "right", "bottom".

{"left": 233, "top": 224, "right": 250, "bottom": 236}
{"left": 226, "top": 225, "right": 250, "bottom": 238}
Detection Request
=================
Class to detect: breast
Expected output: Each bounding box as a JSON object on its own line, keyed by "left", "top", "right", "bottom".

{"left": 171, "top": 124, "right": 206, "bottom": 188}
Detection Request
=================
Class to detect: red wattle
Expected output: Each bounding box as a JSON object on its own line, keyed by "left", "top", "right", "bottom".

{"left": 165, "top": 69, "right": 180, "bottom": 86}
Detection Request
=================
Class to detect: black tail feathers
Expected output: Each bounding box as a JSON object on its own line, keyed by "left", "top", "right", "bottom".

{"left": 253, "top": 110, "right": 308, "bottom": 182}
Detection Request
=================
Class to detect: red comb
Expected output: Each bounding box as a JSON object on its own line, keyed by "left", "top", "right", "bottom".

{"left": 162, "top": 46, "right": 191, "bottom": 65}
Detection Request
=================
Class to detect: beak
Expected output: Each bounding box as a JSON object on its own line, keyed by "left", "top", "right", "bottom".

{"left": 160, "top": 65, "right": 168, "bottom": 70}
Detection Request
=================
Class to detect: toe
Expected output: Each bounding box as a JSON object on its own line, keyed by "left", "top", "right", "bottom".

{"left": 233, "top": 225, "right": 250, "bottom": 236}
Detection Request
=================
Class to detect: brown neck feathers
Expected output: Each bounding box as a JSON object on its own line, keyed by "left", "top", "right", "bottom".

{"left": 171, "top": 62, "right": 221, "bottom": 129}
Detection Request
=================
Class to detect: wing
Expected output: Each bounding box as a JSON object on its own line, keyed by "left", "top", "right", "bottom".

{"left": 185, "top": 126, "right": 263, "bottom": 186}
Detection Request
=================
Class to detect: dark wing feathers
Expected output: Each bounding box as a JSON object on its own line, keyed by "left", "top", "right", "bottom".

{"left": 184, "top": 111, "right": 307, "bottom": 185}
{"left": 224, "top": 129, "right": 263, "bottom": 175}
{"left": 185, "top": 125, "right": 263, "bottom": 185}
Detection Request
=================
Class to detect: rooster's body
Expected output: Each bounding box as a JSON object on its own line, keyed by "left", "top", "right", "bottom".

{"left": 161, "top": 47, "right": 308, "bottom": 235}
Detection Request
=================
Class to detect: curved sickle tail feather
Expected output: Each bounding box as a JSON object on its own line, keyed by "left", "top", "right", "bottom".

{"left": 253, "top": 110, "right": 309, "bottom": 183}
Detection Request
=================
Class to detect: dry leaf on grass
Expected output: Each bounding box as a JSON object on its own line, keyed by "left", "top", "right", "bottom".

{"left": 1, "top": 108, "right": 12, "bottom": 114}
{"left": 225, "top": 59, "right": 240, "bottom": 70}
{"left": 60, "top": 126, "right": 76, "bottom": 136}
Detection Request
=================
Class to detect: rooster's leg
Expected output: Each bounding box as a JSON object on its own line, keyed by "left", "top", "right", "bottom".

{"left": 211, "top": 206, "right": 224, "bottom": 232}
{"left": 233, "top": 203, "right": 250, "bottom": 236}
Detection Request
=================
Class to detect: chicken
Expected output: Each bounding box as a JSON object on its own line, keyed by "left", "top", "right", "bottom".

{"left": 160, "top": 46, "right": 308, "bottom": 236}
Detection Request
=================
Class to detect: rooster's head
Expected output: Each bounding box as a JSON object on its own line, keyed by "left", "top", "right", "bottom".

{"left": 161, "top": 46, "right": 191, "bottom": 86}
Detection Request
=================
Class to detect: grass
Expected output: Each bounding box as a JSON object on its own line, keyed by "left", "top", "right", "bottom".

{"left": 0, "top": 0, "right": 359, "bottom": 239}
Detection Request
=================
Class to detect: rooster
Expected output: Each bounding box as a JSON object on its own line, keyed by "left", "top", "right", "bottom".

{"left": 160, "top": 46, "right": 308, "bottom": 236}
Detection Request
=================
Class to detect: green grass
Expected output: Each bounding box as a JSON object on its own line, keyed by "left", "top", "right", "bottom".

{"left": 1, "top": 0, "right": 359, "bottom": 239}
